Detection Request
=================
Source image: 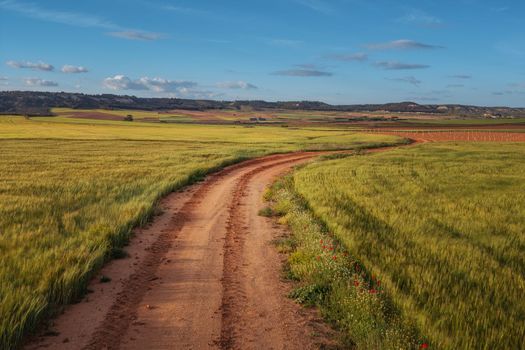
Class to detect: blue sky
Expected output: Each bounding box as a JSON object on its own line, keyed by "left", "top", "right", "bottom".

{"left": 1, "top": 0, "right": 524, "bottom": 106}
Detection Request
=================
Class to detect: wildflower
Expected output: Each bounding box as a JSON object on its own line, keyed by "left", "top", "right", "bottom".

{"left": 377, "top": 280, "right": 381, "bottom": 286}
{"left": 369, "top": 289, "right": 377, "bottom": 294}
{"left": 332, "top": 255, "right": 337, "bottom": 260}
{"left": 354, "top": 280, "right": 359, "bottom": 287}
{"left": 316, "top": 256, "right": 321, "bottom": 261}
{"left": 320, "top": 239, "right": 323, "bottom": 244}
{"left": 420, "top": 343, "right": 429, "bottom": 349}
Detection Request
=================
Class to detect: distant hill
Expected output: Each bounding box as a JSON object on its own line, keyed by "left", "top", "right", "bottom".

{"left": 1, "top": 90, "right": 524, "bottom": 117}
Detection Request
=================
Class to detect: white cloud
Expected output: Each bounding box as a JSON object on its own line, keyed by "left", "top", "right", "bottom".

{"left": 6, "top": 60, "right": 54, "bottom": 71}
{"left": 61, "top": 65, "right": 88, "bottom": 73}
{"left": 103, "top": 75, "right": 197, "bottom": 93}
{"left": 103, "top": 75, "right": 225, "bottom": 99}
{"left": 103, "top": 75, "right": 149, "bottom": 90}
{"left": 450, "top": 74, "right": 472, "bottom": 79}
{"left": 0, "top": 0, "right": 163, "bottom": 41}
{"left": 509, "top": 82, "right": 525, "bottom": 89}
{"left": 374, "top": 61, "right": 430, "bottom": 70}
{"left": 366, "top": 39, "right": 443, "bottom": 50}
{"left": 268, "top": 38, "right": 304, "bottom": 48}
{"left": 216, "top": 81, "right": 258, "bottom": 90}
{"left": 139, "top": 77, "right": 197, "bottom": 92}
{"left": 272, "top": 69, "right": 333, "bottom": 77}
{"left": 491, "top": 6, "right": 509, "bottom": 12}
{"left": 326, "top": 52, "right": 368, "bottom": 62}
{"left": 0, "top": 0, "right": 115, "bottom": 29}
{"left": 108, "top": 31, "right": 164, "bottom": 41}
{"left": 163, "top": 5, "right": 208, "bottom": 16}
{"left": 24, "top": 78, "right": 58, "bottom": 87}
{"left": 293, "top": 0, "right": 333, "bottom": 14}
{"left": 398, "top": 10, "right": 443, "bottom": 27}
{"left": 386, "top": 76, "right": 421, "bottom": 86}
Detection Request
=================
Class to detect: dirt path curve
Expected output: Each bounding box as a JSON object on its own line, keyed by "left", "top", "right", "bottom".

{"left": 25, "top": 151, "right": 337, "bottom": 350}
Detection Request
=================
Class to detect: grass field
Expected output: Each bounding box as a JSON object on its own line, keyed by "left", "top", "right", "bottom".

{"left": 283, "top": 142, "right": 525, "bottom": 349}
{"left": 267, "top": 177, "right": 422, "bottom": 349}
{"left": 49, "top": 108, "right": 525, "bottom": 130}
{"left": 0, "top": 116, "right": 373, "bottom": 145}
{"left": 52, "top": 108, "right": 162, "bottom": 120}
{"left": 0, "top": 116, "right": 402, "bottom": 349}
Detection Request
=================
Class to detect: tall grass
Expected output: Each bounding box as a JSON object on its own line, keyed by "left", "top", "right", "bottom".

{"left": 0, "top": 116, "right": 402, "bottom": 349}
{"left": 267, "top": 177, "right": 422, "bottom": 349}
{"left": 290, "top": 142, "right": 525, "bottom": 349}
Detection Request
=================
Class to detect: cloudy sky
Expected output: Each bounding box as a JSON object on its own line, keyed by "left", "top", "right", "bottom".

{"left": 1, "top": 0, "right": 524, "bottom": 106}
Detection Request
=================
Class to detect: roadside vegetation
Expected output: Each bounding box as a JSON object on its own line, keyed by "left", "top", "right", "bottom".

{"left": 0, "top": 116, "right": 402, "bottom": 349}
{"left": 276, "top": 142, "right": 524, "bottom": 349}
{"left": 266, "top": 177, "right": 422, "bottom": 349}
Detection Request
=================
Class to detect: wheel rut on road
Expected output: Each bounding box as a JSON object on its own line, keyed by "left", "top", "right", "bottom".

{"left": 25, "top": 142, "right": 418, "bottom": 350}
{"left": 25, "top": 152, "right": 331, "bottom": 350}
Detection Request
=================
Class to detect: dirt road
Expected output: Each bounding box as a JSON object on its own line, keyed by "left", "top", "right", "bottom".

{"left": 26, "top": 152, "right": 335, "bottom": 350}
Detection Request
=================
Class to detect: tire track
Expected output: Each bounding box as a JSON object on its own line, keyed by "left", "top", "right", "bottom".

{"left": 218, "top": 155, "right": 315, "bottom": 349}
{"left": 24, "top": 145, "right": 411, "bottom": 350}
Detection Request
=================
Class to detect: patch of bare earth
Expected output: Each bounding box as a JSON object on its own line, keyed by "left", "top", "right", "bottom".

{"left": 368, "top": 130, "right": 525, "bottom": 142}
{"left": 63, "top": 112, "right": 128, "bottom": 121}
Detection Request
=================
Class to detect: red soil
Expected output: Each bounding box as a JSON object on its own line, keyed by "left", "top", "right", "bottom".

{"left": 367, "top": 130, "right": 525, "bottom": 142}
{"left": 66, "top": 112, "right": 127, "bottom": 121}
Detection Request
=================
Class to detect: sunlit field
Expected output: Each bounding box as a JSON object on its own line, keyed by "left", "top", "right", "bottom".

{"left": 0, "top": 116, "right": 402, "bottom": 349}
{"left": 267, "top": 178, "right": 421, "bottom": 349}
{"left": 285, "top": 142, "right": 525, "bottom": 349}
{"left": 1, "top": 115, "right": 376, "bottom": 144}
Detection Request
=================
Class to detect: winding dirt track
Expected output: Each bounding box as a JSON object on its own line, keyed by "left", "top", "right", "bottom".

{"left": 26, "top": 151, "right": 340, "bottom": 350}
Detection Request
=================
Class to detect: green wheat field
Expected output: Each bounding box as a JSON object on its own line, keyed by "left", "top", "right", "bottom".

{"left": 271, "top": 142, "right": 524, "bottom": 349}
{"left": 0, "top": 116, "right": 400, "bottom": 349}
{"left": 1, "top": 115, "right": 524, "bottom": 349}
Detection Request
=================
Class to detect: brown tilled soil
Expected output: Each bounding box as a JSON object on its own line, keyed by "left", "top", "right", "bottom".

{"left": 24, "top": 152, "right": 345, "bottom": 350}
{"left": 368, "top": 130, "right": 525, "bottom": 142}
{"left": 66, "top": 112, "right": 128, "bottom": 121}
{"left": 346, "top": 122, "right": 525, "bottom": 130}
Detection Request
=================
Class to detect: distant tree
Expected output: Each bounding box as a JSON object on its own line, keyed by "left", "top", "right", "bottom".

{"left": 124, "top": 114, "right": 133, "bottom": 121}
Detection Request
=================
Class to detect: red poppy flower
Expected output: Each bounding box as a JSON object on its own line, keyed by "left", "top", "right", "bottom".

{"left": 369, "top": 289, "right": 377, "bottom": 294}
{"left": 420, "top": 343, "right": 429, "bottom": 349}
{"left": 354, "top": 280, "right": 359, "bottom": 287}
